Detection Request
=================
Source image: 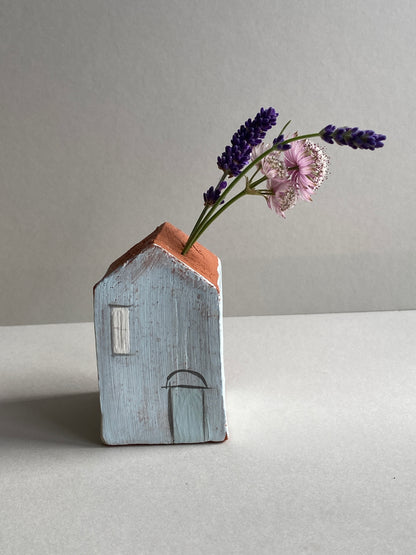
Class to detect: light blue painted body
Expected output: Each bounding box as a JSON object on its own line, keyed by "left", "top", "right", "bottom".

{"left": 94, "top": 244, "right": 227, "bottom": 445}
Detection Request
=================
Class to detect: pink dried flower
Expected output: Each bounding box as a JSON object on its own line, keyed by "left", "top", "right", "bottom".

{"left": 263, "top": 150, "right": 288, "bottom": 180}
{"left": 264, "top": 135, "right": 329, "bottom": 217}
{"left": 251, "top": 143, "right": 288, "bottom": 180}
{"left": 266, "top": 178, "right": 297, "bottom": 218}
{"left": 251, "top": 143, "right": 269, "bottom": 169}
{"left": 284, "top": 134, "right": 329, "bottom": 201}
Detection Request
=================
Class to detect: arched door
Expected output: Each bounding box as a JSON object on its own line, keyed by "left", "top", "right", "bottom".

{"left": 163, "top": 370, "right": 209, "bottom": 444}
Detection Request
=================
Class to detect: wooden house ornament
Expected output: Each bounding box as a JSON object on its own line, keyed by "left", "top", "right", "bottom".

{"left": 94, "top": 222, "right": 228, "bottom": 445}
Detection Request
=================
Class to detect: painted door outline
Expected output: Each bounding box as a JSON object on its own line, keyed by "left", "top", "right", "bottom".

{"left": 162, "top": 370, "right": 210, "bottom": 443}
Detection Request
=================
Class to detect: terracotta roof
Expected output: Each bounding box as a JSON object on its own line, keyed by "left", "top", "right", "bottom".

{"left": 97, "top": 222, "right": 220, "bottom": 292}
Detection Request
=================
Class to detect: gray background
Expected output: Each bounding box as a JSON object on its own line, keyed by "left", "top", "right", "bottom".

{"left": 1, "top": 0, "right": 414, "bottom": 325}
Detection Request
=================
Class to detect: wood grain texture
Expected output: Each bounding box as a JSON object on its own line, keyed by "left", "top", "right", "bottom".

{"left": 94, "top": 228, "right": 227, "bottom": 445}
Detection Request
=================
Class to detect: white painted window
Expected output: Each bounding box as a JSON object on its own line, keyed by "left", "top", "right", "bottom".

{"left": 111, "top": 306, "right": 130, "bottom": 355}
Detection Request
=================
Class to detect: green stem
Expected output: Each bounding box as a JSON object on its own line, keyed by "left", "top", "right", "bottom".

{"left": 182, "top": 149, "right": 277, "bottom": 254}
{"left": 183, "top": 205, "right": 208, "bottom": 253}
{"left": 182, "top": 173, "right": 226, "bottom": 254}
{"left": 249, "top": 166, "right": 261, "bottom": 182}
{"left": 184, "top": 189, "right": 248, "bottom": 253}
{"left": 276, "top": 119, "right": 292, "bottom": 140}
{"left": 249, "top": 175, "right": 268, "bottom": 189}
{"left": 284, "top": 132, "right": 321, "bottom": 144}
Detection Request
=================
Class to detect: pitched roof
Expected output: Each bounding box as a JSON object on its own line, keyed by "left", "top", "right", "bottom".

{"left": 97, "top": 222, "right": 220, "bottom": 292}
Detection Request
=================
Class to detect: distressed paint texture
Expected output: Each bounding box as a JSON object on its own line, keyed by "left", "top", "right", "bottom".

{"left": 94, "top": 223, "right": 227, "bottom": 445}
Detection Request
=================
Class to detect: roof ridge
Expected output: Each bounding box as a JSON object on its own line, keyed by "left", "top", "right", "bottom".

{"left": 95, "top": 222, "right": 220, "bottom": 292}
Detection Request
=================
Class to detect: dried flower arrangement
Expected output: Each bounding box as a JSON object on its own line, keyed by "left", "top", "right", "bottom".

{"left": 182, "top": 107, "right": 386, "bottom": 255}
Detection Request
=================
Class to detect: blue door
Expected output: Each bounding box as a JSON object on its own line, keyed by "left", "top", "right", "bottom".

{"left": 163, "top": 370, "right": 209, "bottom": 444}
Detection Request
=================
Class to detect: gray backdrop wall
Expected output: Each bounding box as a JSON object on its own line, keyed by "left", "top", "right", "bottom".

{"left": 1, "top": 0, "right": 414, "bottom": 325}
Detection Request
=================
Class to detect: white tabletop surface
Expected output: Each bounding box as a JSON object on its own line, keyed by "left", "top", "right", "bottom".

{"left": 1, "top": 311, "right": 416, "bottom": 555}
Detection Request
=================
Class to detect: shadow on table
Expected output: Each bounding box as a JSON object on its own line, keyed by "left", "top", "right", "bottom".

{"left": 0, "top": 392, "right": 103, "bottom": 447}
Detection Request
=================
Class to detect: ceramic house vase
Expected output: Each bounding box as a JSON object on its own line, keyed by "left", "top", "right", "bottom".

{"left": 94, "top": 222, "right": 228, "bottom": 445}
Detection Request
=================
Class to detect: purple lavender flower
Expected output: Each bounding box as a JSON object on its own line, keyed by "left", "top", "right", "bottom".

{"left": 320, "top": 125, "right": 386, "bottom": 150}
{"left": 217, "top": 144, "right": 252, "bottom": 178}
{"left": 217, "top": 107, "right": 278, "bottom": 176}
{"left": 203, "top": 181, "right": 227, "bottom": 206}
{"left": 273, "top": 134, "right": 292, "bottom": 151}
